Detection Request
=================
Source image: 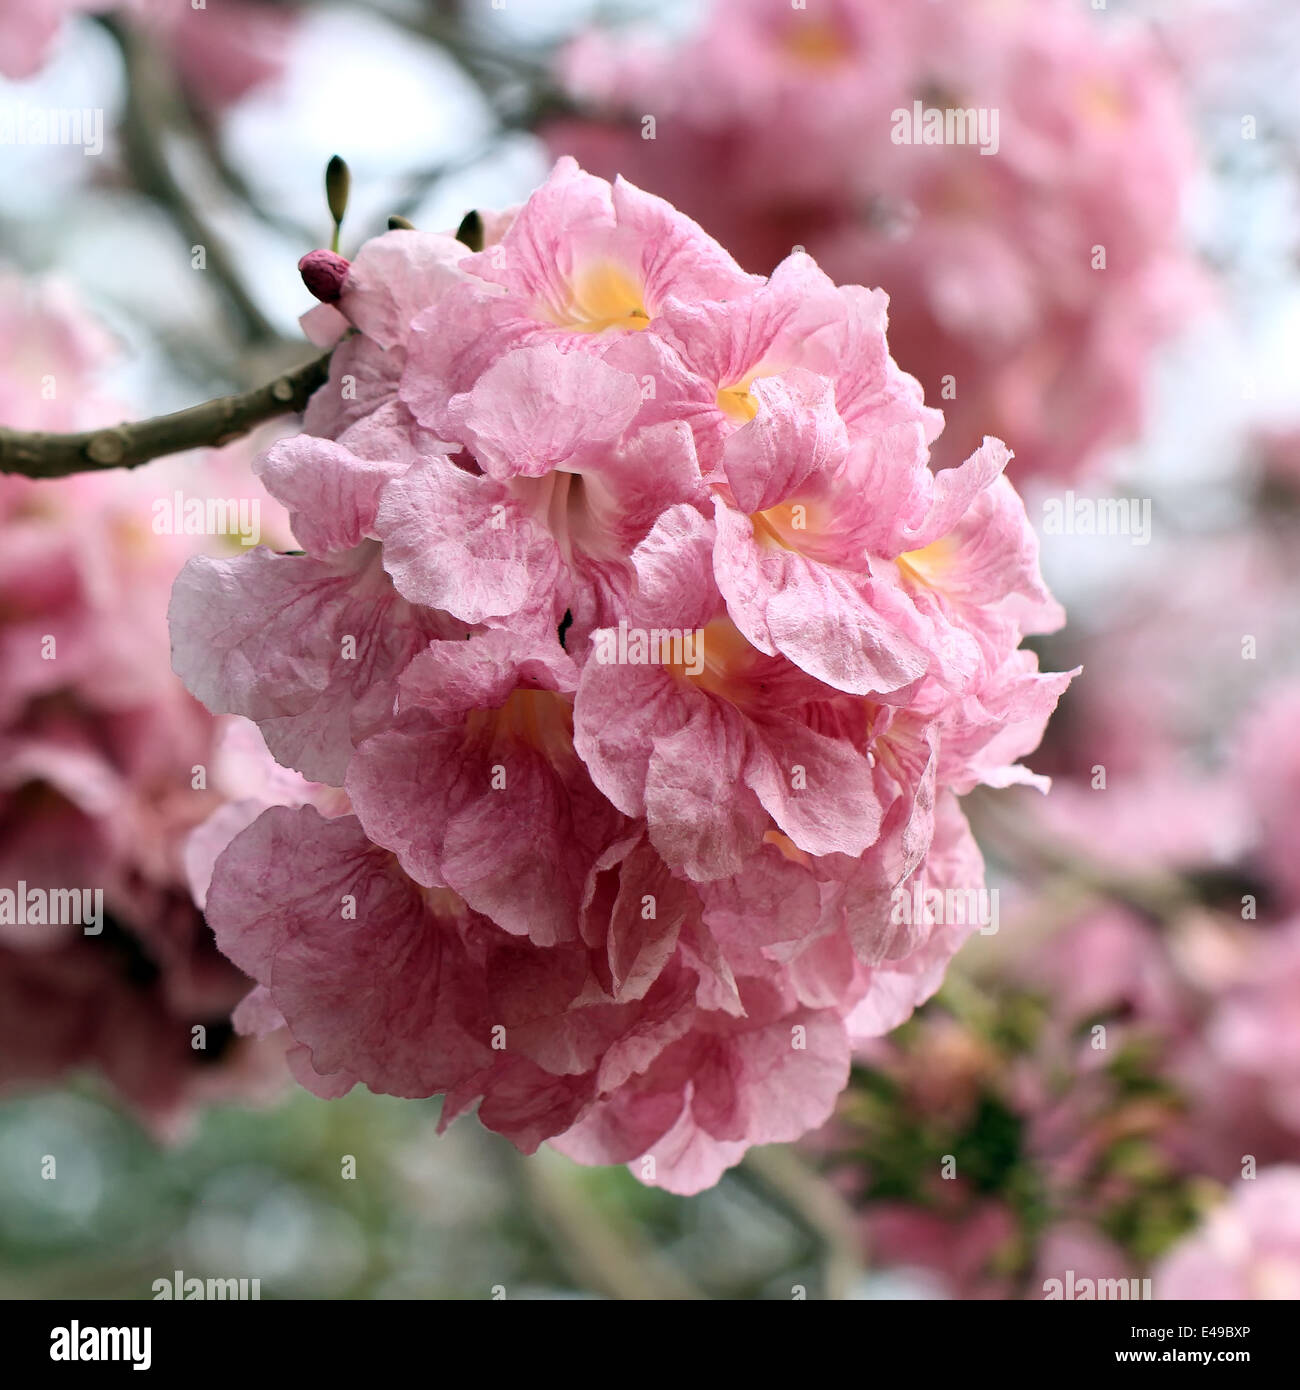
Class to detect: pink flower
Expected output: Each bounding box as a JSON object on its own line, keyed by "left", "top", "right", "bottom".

{"left": 551, "top": 976, "right": 852, "bottom": 1196}
{"left": 1034, "top": 1224, "right": 1135, "bottom": 1300}
{"left": 142, "top": 0, "right": 296, "bottom": 112}
{"left": 0, "top": 277, "right": 298, "bottom": 1132}
{"left": 1196, "top": 918, "right": 1300, "bottom": 1143}
{"left": 0, "top": 0, "right": 101, "bottom": 80}
{"left": 628, "top": 251, "right": 941, "bottom": 469}
{"left": 0, "top": 271, "right": 120, "bottom": 433}
{"left": 172, "top": 163, "right": 1071, "bottom": 1190}
{"left": 346, "top": 629, "right": 627, "bottom": 946}
{"left": 400, "top": 157, "right": 757, "bottom": 439}
{"left": 574, "top": 504, "right": 885, "bottom": 879}
{"left": 169, "top": 538, "right": 462, "bottom": 786}
{"left": 547, "top": 0, "right": 1204, "bottom": 483}
{"left": 1239, "top": 683, "right": 1300, "bottom": 914}
{"left": 0, "top": 1, "right": 295, "bottom": 108}
{"left": 299, "top": 226, "right": 476, "bottom": 442}
{"left": 863, "top": 1202, "right": 1019, "bottom": 1300}
{"left": 1154, "top": 1169, "right": 1300, "bottom": 1300}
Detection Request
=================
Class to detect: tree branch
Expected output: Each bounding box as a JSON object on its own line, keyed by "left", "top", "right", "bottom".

{"left": 0, "top": 351, "right": 332, "bottom": 479}
{"left": 382, "top": 3, "right": 556, "bottom": 90}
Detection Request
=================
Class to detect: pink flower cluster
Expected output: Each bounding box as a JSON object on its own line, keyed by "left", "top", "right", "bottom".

{"left": 854, "top": 668, "right": 1300, "bottom": 1295}
{"left": 172, "top": 160, "right": 1071, "bottom": 1193}
{"left": 0, "top": 273, "right": 289, "bottom": 1133}
{"left": 0, "top": 0, "right": 293, "bottom": 111}
{"left": 1010, "top": 663, "right": 1300, "bottom": 1182}
{"left": 547, "top": 0, "right": 1203, "bottom": 483}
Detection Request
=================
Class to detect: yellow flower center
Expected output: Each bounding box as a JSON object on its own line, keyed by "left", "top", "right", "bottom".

{"left": 1080, "top": 76, "right": 1129, "bottom": 129}
{"left": 716, "top": 383, "right": 759, "bottom": 422}
{"left": 782, "top": 20, "right": 850, "bottom": 67}
{"left": 763, "top": 829, "right": 812, "bottom": 866}
{"left": 417, "top": 882, "right": 474, "bottom": 920}
{"left": 466, "top": 688, "right": 576, "bottom": 761}
{"left": 561, "top": 262, "right": 651, "bottom": 334}
{"left": 897, "top": 535, "right": 957, "bottom": 587}
{"left": 751, "top": 499, "right": 819, "bottom": 553}
{"left": 667, "top": 618, "right": 763, "bottom": 703}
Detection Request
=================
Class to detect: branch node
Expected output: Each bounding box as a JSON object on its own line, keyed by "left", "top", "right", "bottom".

{"left": 87, "top": 433, "right": 126, "bottom": 465}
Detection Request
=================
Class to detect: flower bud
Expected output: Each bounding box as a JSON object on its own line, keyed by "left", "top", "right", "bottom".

{"left": 298, "top": 249, "right": 350, "bottom": 304}
{"left": 325, "top": 155, "right": 351, "bottom": 229}
{"left": 455, "top": 209, "right": 484, "bottom": 252}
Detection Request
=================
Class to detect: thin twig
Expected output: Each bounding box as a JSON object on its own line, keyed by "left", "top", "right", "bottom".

{"left": 383, "top": 3, "right": 556, "bottom": 88}
{"left": 386, "top": 136, "right": 512, "bottom": 228}
{"left": 188, "top": 116, "right": 320, "bottom": 248}
{"left": 0, "top": 350, "right": 332, "bottom": 478}
{"left": 965, "top": 788, "right": 1197, "bottom": 926}
{"left": 101, "top": 14, "right": 282, "bottom": 348}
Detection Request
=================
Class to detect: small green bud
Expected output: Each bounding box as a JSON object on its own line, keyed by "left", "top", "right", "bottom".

{"left": 455, "top": 209, "right": 484, "bottom": 253}
{"left": 326, "top": 155, "right": 351, "bottom": 248}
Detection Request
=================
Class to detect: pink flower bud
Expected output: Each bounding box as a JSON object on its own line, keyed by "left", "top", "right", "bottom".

{"left": 297, "top": 249, "right": 350, "bottom": 304}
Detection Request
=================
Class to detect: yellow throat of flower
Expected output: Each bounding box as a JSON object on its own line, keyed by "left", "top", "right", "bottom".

{"left": 782, "top": 20, "right": 850, "bottom": 67}
{"left": 561, "top": 262, "right": 651, "bottom": 334}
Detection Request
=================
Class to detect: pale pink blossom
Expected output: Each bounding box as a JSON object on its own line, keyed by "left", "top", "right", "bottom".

{"left": 1194, "top": 918, "right": 1300, "bottom": 1145}
{"left": 142, "top": 0, "right": 295, "bottom": 112}
{"left": 173, "top": 163, "right": 1071, "bottom": 1190}
{"left": 0, "top": 0, "right": 295, "bottom": 108}
{"left": 0, "top": 0, "right": 100, "bottom": 80}
{"left": 1155, "top": 1168, "right": 1300, "bottom": 1300}
{"left": 1238, "top": 683, "right": 1300, "bottom": 914}
{"left": 0, "top": 277, "right": 296, "bottom": 1130}
{"left": 548, "top": 0, "right": 1204, "bottom": 483}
